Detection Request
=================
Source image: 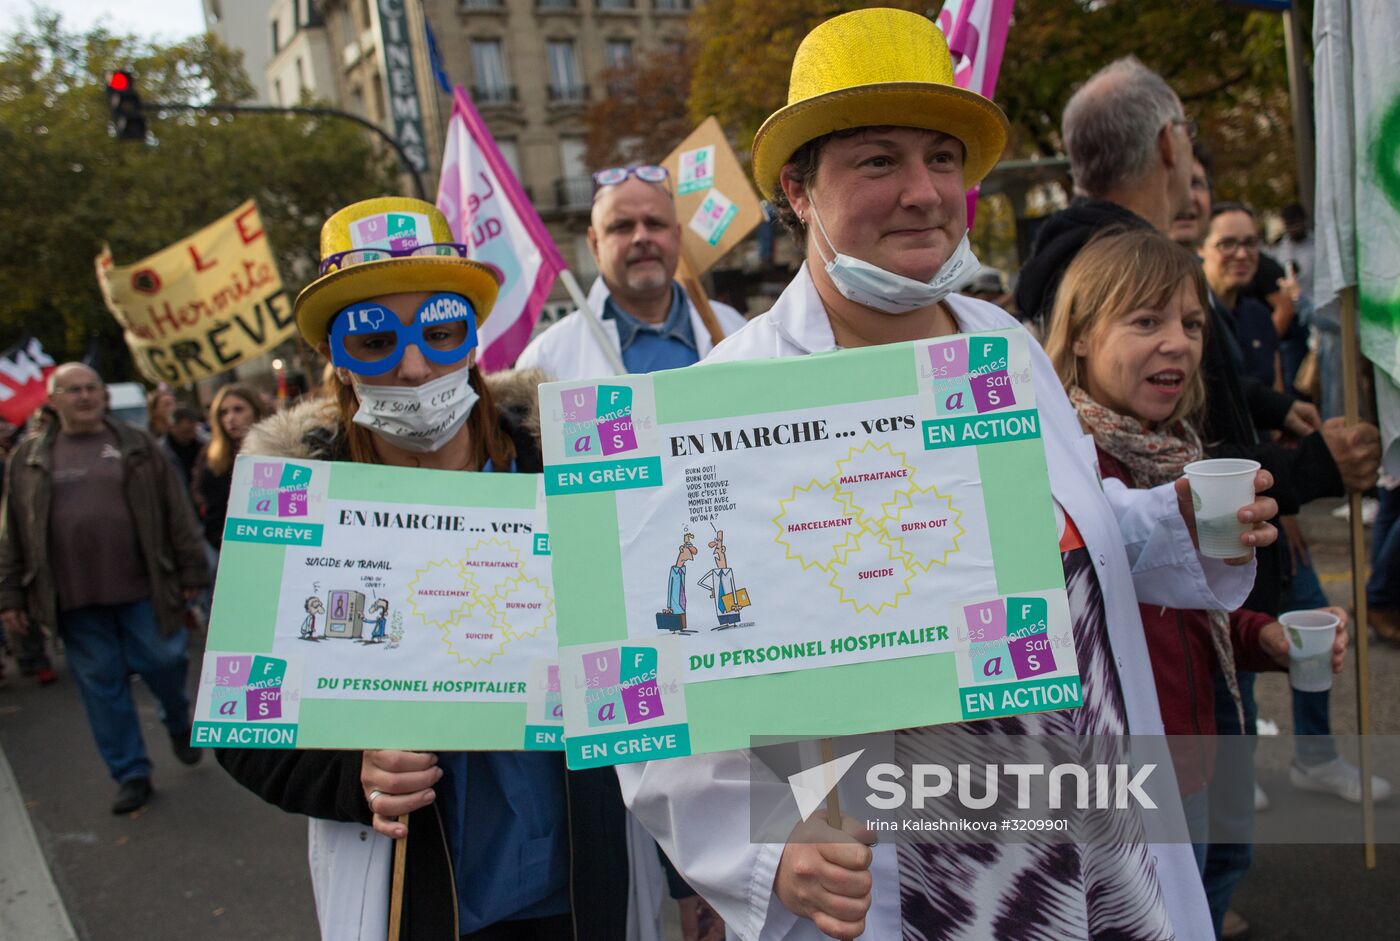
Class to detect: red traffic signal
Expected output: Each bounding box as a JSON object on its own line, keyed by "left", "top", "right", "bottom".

{"left": 105, "top": 70, "right": 146, "bottom": 141}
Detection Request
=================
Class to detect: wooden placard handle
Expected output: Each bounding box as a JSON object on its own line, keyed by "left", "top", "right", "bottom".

{"left": 388, "top": 814, "right": 409, "bottom": 941}
{"left": 677, "top": 257, "right": 727, "bottom": 350}
{"left": 821, "top": 738, "right": 843, "bottom": 829}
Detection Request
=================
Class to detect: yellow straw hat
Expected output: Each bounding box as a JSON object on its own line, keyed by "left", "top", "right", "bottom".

{"left": 294, "top": 197, "right": 503, "bottom": 347}
{"left": 751, "top": 7, "right": 1010, "bottom": 198}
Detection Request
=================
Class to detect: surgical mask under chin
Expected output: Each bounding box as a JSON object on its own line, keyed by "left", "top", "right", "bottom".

{"left": 808, "top": 202, "right": 980, "bottom": 314}
{"left": 350, "top": 369, "right": 479, "bottom": 453}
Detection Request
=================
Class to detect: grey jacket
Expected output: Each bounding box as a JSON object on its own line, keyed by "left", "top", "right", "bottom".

{"left": 0, "top": 416, "right": 210, "bottom": 635}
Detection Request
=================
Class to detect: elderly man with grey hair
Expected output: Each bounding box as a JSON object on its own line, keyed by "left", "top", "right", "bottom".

{"left": 0, "top": 363, "right": 209, "bottom": 815}
{"left": 1014, "top": 56, "right": 1194, "bottom": 323}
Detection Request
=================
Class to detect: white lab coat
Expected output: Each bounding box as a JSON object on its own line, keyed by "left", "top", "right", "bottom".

{"left": 306, "top": 810, "right": 673, "bottom": 941}
{"left": 616, "top": 265, "right": 1252, "bottom": 941}
{"left": 516, "top": 276, "right": 748, "bottom": 380}
{"left": 515, "top": 274, "right": 747, "bottom": 939}
{"left": 307, "top": 818, "right": 392, "bottom": 940}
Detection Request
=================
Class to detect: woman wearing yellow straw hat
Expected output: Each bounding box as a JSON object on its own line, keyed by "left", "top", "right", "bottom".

{"left": 616, "top": 10, "right": 1278, "bottom": 941}
{"left": 217, "top": 197, "right": 638, "bottom": 940}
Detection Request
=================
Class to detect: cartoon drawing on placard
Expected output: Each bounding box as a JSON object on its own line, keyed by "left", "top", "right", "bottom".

{"left": 324, "top": 589, "right": 367, "bottom": 639}
{"left": 657, "top": 531, "right": 698, "bottom": 635}
{"left": 298, "top": 597, "right": 325, "bottom": 641}
{"left": 360, "top": 598, "right": 390, "bottom": 644}
{"left": 696, "top": 527, "right": 752, "bottom": 630}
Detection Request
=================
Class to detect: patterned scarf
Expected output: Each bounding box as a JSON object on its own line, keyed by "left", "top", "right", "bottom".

{"left": 1068, "top": 385, "right": 1244, "bottom": 731}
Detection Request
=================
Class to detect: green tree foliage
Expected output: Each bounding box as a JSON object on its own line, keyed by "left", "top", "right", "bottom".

{"left": 0, "top": 12, "right": 400, "bottom": 380}
{"left": 687, "top": 0, "right": 1303, "bottom": 210}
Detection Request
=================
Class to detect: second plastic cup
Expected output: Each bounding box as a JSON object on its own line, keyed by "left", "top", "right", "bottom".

{"left": 1183, "top": 458, "right": 1261, "bottom": 559}
{"left": 1280, "top": 609, "right": 1339, "bottom": 692}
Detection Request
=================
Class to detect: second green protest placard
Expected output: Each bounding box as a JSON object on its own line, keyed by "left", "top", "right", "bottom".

{"left": 192, "top": 458, "right": 562, "bottom": 752}
{"left": 541, "top": 330, "right": 1080, "bottom": 769}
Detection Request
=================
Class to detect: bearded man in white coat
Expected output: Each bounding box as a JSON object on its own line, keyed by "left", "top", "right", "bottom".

{"left": 516, "top": 167, "right": 746, "bottom": 380}
{"left": 616, "top": 9, "right": 1280, "bottom": 941}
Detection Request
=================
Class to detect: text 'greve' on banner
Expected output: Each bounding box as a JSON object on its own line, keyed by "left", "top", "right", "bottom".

{"left": 95, "top": 200, "right": 293, "bottom": 384}
{"left": 437, "top": 88, "right": 566, "bottom": 372}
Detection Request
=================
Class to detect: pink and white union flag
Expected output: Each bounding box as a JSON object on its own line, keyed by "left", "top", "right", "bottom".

{"left": 936, "top": 0, "right": 1014, "bottom": 101}
{"left": 437, "top": 89, "right": 566, "bottom": 372}
{"left": 936, "top": 0, "right": 1015, "bottom": 223}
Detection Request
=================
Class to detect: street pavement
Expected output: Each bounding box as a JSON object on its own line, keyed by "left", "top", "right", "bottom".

{"left": 1235, "top": 497, "right": 1400, "bottom": 939}
{"left": 1, "top": 498, "right": 1398, "bottom": 939}
{"left": 0, "top": 629, "right": 318, "bottom": 940}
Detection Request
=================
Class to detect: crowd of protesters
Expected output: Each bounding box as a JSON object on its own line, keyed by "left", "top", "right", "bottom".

{"left": 0, "top": 8, "right": 1393, "bottom": 941}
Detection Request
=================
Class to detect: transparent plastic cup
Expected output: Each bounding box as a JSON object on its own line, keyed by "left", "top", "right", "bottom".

{"left": 1280, "top": 609, "right": 1339, "bottom": 692}
{"left": 1183, "top": 458, "right": 1261, "bottom": 560}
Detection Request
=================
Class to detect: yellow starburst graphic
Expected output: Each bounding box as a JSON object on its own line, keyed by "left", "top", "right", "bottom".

{"left": 406, "top": 536, "right": 546, "bottom": 667}
{"left": 491, "top": 574, "right": 556, "bottom": 642}
{"left": 405, "top": 560, "right": 478, "bottom": 628}
{"left": 884, "top": 482, "right": 965, "bottom": 572}
{"left": 825, "top": 531, "right": 914, "bottom": 615}
{"left": 772, "top": 478, "right": 860, "bottom": 572}
{"left": 832, "top": 441, "right": 918, "bottom": 524}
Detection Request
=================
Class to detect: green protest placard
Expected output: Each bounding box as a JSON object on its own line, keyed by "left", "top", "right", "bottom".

{"left": 193, "top": 458, "right": 562, "bottom": 751}
{"left": 540, "top": 331, "right": 1079, "bottom": 769}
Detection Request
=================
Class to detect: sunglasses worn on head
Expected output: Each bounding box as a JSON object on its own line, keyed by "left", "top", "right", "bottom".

{"left": 591, "top": 164, "right": 669, "bottom": 191}
{"left": 319, "top": 242, "right": 471, "bottom": 275}
{"left": 329, "top": 292, "right": 479, "bottom": 376}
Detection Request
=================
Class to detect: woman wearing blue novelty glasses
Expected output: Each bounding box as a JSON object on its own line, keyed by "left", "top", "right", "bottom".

{"left": 217, "top": 198, "right": 643, "bottom": 941}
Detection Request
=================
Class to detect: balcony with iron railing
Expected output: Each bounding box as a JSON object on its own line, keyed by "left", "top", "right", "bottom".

{"left": 471, "top": 84, "right": 517, "bottom": 107}
{"left": 536, "top": 0, "right": 577, "bottom": 11}
{"left": 597, "top": 0, "right": 637, "bottom": 12}
{"left": 555, "top": 176, "right": 593, "bottom": 212}
{"left": 547, "top": 82, "right": 589, "bottom": 105}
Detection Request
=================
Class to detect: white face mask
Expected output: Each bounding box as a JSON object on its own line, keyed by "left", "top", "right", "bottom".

{"left": 350, "top": 369, "right": 479, "bottom": 453}
{"left": 808, "top": 200, "right": 981, "bottom": 314}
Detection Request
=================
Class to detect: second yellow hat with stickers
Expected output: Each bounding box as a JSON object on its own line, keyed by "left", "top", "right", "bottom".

{"left": 294, "top": 197, "right": 503, "bottom": 347}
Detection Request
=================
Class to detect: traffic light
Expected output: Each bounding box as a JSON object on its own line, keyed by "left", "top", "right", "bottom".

{"left": 106, "top": 70, "right": 147, "bottom": 141}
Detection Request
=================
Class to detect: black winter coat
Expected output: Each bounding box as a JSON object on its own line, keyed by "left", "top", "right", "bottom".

{"left": 215, "top": 396, "right": 631, "bottom": 940}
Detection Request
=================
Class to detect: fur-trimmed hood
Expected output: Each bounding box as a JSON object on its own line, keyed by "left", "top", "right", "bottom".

{"left": 243, "top": 368, "right": 547, "bottom": 462}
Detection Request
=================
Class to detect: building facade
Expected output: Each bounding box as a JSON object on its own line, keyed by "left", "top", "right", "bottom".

{"left": 202, "top": 0, "right": 278, "bottom": 102}
{"left": 266, "top": 0, "right": 338, "bottom": 107}
{"left": 307, "top": 0, "right": 695, "bottom": 307}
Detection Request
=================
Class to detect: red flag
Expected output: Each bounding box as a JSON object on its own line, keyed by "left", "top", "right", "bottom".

{"left": 0, "top": 336, "right": 56, "bottom": 426}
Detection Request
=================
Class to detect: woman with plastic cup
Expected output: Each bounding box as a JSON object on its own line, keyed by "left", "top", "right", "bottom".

{"left": 617, "top": 10, "right": 1282, "bottom": 941}
{"left": 216, "top": 197, "right": 640, "bottom": 939}
{"left": 1043, "top": 227, "right": 1349, "bottom": 869}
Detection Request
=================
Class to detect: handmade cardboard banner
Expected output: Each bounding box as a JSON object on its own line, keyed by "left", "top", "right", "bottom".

{"left": 193, "top": 458, "right": 562, "bottom": 751}
{"left": 662, "top": 117, "right": 765, "bottom": 276}
{"left": 95, "top": 200, "right": 293, "bottom": 384}
{"left": 541, "top": 330, "right": 1079, "bottom": 769}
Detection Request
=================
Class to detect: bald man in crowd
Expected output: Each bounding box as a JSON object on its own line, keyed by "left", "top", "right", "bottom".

{"left": 516, "top": 165, "right": 746, "bottom": 380}
{"left": 0, "top": 363, "right": 209, "bottom": 815}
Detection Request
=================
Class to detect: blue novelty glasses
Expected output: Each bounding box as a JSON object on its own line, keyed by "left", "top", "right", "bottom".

{"left": 328, "top": 292, "right": 478, "bottom": 376}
